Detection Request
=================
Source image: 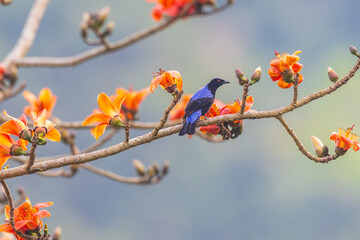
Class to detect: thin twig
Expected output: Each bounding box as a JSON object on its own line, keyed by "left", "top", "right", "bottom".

{"left": 276, "top": 115, "right": 337, "bottom": 163}
{"left": 292, "top": 74, "right": 299, "bottom": 105}
{"left": 240, "top": 82, "right": 249, "bottom": 115}
{"left": 81, "top": 164, "right": 163, "bottom": 185}
{"left": 189, "top": 0, "right": 234, "bottom": 17}
{"left": 152, "top": 91, "right": 183, "bottom": 136}
{"left": 0, "top": 82, "right": 26, "bottom": 103}
{"left": 25, "top": 137, "right": 37, "bottom": 172}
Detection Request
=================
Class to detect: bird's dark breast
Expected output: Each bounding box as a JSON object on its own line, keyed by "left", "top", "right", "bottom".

{"left": 183, "top": 97, "right": 214, "bottom": 119}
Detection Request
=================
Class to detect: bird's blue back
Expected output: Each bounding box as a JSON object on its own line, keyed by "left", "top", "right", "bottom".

{"left": 191, "top": 86, "right": 213, "bottom": 100}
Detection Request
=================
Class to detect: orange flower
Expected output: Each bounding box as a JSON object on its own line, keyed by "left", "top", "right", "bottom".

{"left": 169, "top": 94, "right": 192, "bottom": 121}
{"left": 0, "top": 133, "right": 27, "bottom": 169}
{"left": 330, "top": 126, "right": 360, "bottom": 155}
{"left": 199, "top": 102, "right": 224, "bottom": 135}
{"left": 115, "top": 87, "right": 150, "bottom": 120}
{"left": 0, "top": 64, "right": 5, "bottom": 80}
{"left": 30, "top": 110, "right": 61, "bottom": 143}
{"left": 150, "top": 69, "right": 183, "bottom": 94}
{"left": 268, "top": 50, "right": 303, "bottom": 89}
{"left": 199, "top": 96, "right": 254, "bottom": 136}
{"left": 0, "top": 111, "right": 32, "bottom": 142}
{"left": 147, "top": 0, "right": 215, "bottom": 21}
{"left": 0, "top": 197, "right": 53, "bottom": 239}
{"left": 82, "top": 92, "right": 128, "bottom": 140}
{"left": 23, "top": 88, "right": 57, "bottom": 118}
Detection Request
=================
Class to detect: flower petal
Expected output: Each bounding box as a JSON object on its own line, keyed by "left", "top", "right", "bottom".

{"left": 82, "top": 113, "right": 111, "bottom": 126}
{"left": 93, "top": 123, "right": 108, "bottom": 140}
{"left": 33, "top": 209, "right": 51, "bottom": 218}
{"left": 23, "top": 91, "right": 37, "bottom": 106}
{"left": 200, "top": 125, "right": 220, "bottom": 135}
{"left": 0, "top": 120, "right": 21, "bottom": 136}
{"left": 14, "top": 220, "right": 33, "bottom": 230}
{"left": 34, "top": 202, "right": 53, "bottom": 210}
{"left": 292, "top": 62, "right": 303, "bottom": 73}
{"left": 277, "top": 79, "right": 292, "bottom": 89}
{"left": 46, "top": 128, "right": 61, "bottom": 142}
{"left": 0, "top": 223, "right": 13, "bottom": 234}
{"left": 112, "top": 91, "right": 128, "bottom": 114}
{"left": 97, "top": 93, "right": 117, "bottom": 117}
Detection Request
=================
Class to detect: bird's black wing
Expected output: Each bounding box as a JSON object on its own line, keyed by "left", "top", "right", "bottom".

{"left": 183, "top": 97, "right": 214, "bottom": 119}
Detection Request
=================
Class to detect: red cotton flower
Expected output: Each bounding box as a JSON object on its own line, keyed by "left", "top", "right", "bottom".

{"left": 115, "top": 87, "right": 150, "bottom": 120}
{"left": 0, "top": 111, "right": 32, "bottom": 142}
{"left": 0, "top": 197, "right": 53, "bottom": 239}
{"left": 82, "top": 92, "right": 128, "bottom": 140}
{"left": 268, "top": 50, "right": 303, "bottom": 89}
{"left": 200, "top": 96, "right": 254, "bottom": 136}
{"left": 150, "top": 69, "right": 183, "bottom": 94}
{"left": 330, "top": 125, "right": 360, "bottom": 155}
{"left": 23, "top": 88, "right": 57, "bottom": 118}
{"left": 169, "top": 94, "right": 192, "bottom": 121}
{"left": 147, "top": 0, "right": 215, "bottom": 21}
{"left": 0, "top": 133, "right": 27, "bottom": 169}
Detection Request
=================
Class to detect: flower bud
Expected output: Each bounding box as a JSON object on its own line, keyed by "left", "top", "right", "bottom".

{"left": 147, "top": 165, "right": 156, "bottom": 178}
{"left": 349, "top": 45, "right": 359, "bottom": 57}
{"left": 102, "top": 21, "right": 114, "bottom": 37}
{"left": 235, "top": 68, "right": 244, "bottom": 79}
{"left": 133, "top": 159, "right": 146, "bottom": 177}
{"left": 97, "top": 6, "right": 110, "bottom": 23}
{"left": 162, "top": 161, "right": 170, "bottom": 176}
{"left": 10, "top": 144, "right": 25, "bottom": 156}
{"left": 52, "top": 227, "right": 62, "bottom": 240}
{"left": 82, "top": 12, "right": 90, "bottom": 24}
{"left": 151, "top": 162, "right": 160, "bottom": 176}
{"left": 281, "top": 68, "right": 295, "bottom": 83}
{"left": 310, "top": 135, "right": 328, "bottom": 157}
{"left": 250, "top": 66, "right": 261, "bottom": 84}
{"left": 19, "top": 129, "right": 32, "bottom": 142}
{"left": 235, "top": 68, "right": 248, "bottom": 86}
{"left": 109, "top": 115, "right": 124, "bottom": 127}
{"left": 43, "top": 224, "right": 48, "bottom": 236}
{"left": 36, "top": 136, "right": 47, "bottom": 145}
{"left": 80, "top": 22, "right": 88, "bottom": 39}
{"left": 34, "top": 126, "right": 47, "bottom": 137}
{"left": 327, "top": 67, "right": 339, "bottom": 83}
{"left": 335, "top": 146, "right": 347, "bottom": 156}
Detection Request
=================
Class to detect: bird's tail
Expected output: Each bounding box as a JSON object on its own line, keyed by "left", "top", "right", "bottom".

{"left": 179, "top": 110, "right": 201, "bottom": 136}
{"left": 179, "top": 120, "right": 197, "bottom": 136}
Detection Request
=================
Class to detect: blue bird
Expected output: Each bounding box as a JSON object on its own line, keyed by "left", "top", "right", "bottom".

{"left": 179, "top": 78, "right": 230, "bottom": 136}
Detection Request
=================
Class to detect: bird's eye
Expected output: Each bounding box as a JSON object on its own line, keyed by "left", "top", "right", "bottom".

{"left": 217, "top": 80, "right": 220, "bottom": 83}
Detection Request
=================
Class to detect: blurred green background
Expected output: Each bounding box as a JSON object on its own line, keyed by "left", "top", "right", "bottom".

{"left": 1, "top": 0, "right": 360, "bottom": 239}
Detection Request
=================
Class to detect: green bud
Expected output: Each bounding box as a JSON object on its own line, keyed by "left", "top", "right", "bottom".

{"left": 43, "top": 224, "right": 48, "bottom": 236}
{"left": 335, "top": 146, "right": 347, "bottom": 156}
{"left": 19, "top": 129, "right": 32, "bottom": 142}
{"left": 10, "top": 144, "right": 25, "bottom": 156}
{"left": 310, "top": 135, "right": 329, "bottom": 157}
{"left": 36, "top": 137, "right": 47, "bottom": 145}
{"left": 109, "top": 115, "right": 124, "bottom": 127}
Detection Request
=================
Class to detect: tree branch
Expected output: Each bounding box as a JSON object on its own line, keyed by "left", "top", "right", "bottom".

{"left": 2, "top": 0, "right": 50, "bottom": 69}
{"left": 276, "top": 115, "right": 337, "bottom": 163}
{"left": 15, "top": 0, "right": 204, "bottom": 68}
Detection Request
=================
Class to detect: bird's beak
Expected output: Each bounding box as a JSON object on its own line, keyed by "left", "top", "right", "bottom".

{"left": 223, "top": 80, "right": 230, "bottom": 84}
